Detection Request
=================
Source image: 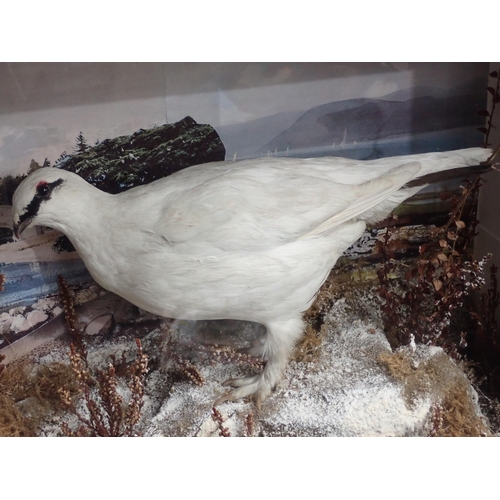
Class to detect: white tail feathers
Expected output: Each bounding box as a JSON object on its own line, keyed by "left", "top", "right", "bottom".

{"left": 299, "top": 162, "right": 422, "bottom": 238}
{"left": 412, "top": 147, "right": 492, "bottom": 177}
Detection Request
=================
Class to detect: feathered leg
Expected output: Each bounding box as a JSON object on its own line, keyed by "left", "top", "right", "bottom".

{"left": 215, "top": 316, "right": 305, "bottom": 409}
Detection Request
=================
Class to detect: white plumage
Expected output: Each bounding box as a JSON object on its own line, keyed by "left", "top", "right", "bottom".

{"left": 11, "top": 148, "right": 492, "bottom": 407}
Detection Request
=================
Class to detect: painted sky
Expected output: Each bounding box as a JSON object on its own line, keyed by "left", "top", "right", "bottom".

{"left": 0, "top": 62, "right": 488, "bottom": 176}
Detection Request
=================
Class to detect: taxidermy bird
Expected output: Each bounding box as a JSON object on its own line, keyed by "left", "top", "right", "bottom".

{"left": 12, "top": 147, "right": 492, "bottom": 408}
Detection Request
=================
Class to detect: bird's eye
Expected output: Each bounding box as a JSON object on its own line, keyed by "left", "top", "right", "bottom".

{"left": 36, "top": 183, "right": 50, "bottom": 198}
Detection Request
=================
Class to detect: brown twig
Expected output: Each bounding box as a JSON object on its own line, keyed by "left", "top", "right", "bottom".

{"left": 478, "top": 68, "right": 500, "bottom": 148}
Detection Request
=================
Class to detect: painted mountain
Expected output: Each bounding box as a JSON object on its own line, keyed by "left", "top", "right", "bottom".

{"left": 214, "top": 110, "right": 305, "bottom": 160}
{"left": 259, "top": 94, "right": 482, "bottom": 159}
{"left": 216, "top": 81, "right": 486, "bottom": 161}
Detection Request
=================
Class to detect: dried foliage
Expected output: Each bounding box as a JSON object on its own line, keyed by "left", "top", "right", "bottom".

{"left": 244, "top": 412, "right": 255, "bottom": 437}
{"left": 379, "top": 349, "right": 490, "bottom": 436}
{"left": 0, "top": 354, "right": 37, "bottom": 436}
{"left": 378, "top": 351, "right": 414, "bottom": 382}
{"left": 377, "top": 177, "right": 488, "bottom": 356}
{"left": 211, "top": 407, "right": 230, "bottom": 437}
{"left": 57, "top": 275, "right": 87, "bottom": 359}
{"left": 293, "top": 324, "right": 326, "bottom": 363}
{"left": 295, "top": 278, "right": 339, "bottom": 362}
{"left": 0, "top": 393, "right": 37, "bottom": 437}
{"left": 204, "top": 344, "right": 264, "bottom": 369}
{"left": 172, "top": 354, "right": 205, "bottom": 386}
{"left": 428, "top": 385, "right": 490, "bottom": 437}
{"left": 0, "top": 358, "right": 31, "bottom": 402}
{"left": 60, "top": 338, "right": 149, "bottom": 437}
{"left": 57, "top": 275, "right": 149, "bottom": 437}
{"left": 0, "top": 350, "right": 82, "bottom": 435}
{"left": 375, "top": 167, "right": 500, "bottom": 433}
{"left": 32, "top": 362, "right": 79, "bottom": 409}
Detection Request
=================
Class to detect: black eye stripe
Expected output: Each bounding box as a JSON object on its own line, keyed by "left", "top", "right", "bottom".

{"left": 18, "top": 178, "right": 64, "bottom": 226}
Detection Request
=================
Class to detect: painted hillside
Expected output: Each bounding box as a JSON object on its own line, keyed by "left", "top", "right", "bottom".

{"left": 259, "top": 93, "right": 484, "bottom": 159}
{"left": 214, "top": 80, "right": 486, "bottom": 161}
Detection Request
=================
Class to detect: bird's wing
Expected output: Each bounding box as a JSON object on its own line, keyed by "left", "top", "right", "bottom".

{"left": 298, "top": 162, "right": 422, "bottom": 238}
{"left": 145, "top": 160, "right": 421, "bottom": 251}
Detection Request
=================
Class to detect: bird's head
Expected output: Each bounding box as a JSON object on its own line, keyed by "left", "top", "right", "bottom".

{"left": 12, "top": 168, "right": 86, "bottom": 239}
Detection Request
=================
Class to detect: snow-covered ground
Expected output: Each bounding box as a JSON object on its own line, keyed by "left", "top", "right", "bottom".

{"left": 3, "top": 285, "right": 489, "bottom": 437}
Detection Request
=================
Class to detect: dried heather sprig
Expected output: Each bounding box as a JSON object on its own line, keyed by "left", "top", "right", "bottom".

{"left": 244, "top": 412, "right": 254, "bottom": 437}
{"left": 96, "top": 362, "right": 124, "bottom": 436}
{"left": 61, "top": 339, "right": 148, "bottom": 437}
{"left": 68, "top": 343, "right": 90, "bottom": 383}
{"left": 57, "top": 385, "right": 73, "bottom": 409}
{"left": 173, "top": 355, "right": 205, "bottom": 386}
{"left": 124, "top": 339, "right": 149, "bottom": 435}
{"left": 211, "top": 407, "right": 230, "bottom": 437}
{"left": 204, "top": 344, "right": 265, "bottom": 369}
{"left": 57, "top": 275, "right": 87, "bottom": 361}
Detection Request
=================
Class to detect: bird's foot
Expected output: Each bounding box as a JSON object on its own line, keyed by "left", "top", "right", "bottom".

{"left": 214, "top": 317, "right": 305, "bottom": 410}
{"left": 222, "top": 374, "right": 260, "bottom": 387}
{"left": 215, "top": 375, "right": 272, "bottom": 410}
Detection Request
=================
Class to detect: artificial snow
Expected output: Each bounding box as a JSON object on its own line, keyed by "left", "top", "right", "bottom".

{"left": 1, "top": 289, "right": 489, "bottom": 437}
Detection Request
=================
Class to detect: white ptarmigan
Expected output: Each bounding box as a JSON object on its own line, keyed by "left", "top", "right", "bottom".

{"left": 12, "top": 148, "right": 492, "bottom": 408}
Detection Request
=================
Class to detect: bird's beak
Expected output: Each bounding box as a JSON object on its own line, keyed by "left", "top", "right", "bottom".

{"left": 13, "top": 217, "right": 32, "bottom": 240}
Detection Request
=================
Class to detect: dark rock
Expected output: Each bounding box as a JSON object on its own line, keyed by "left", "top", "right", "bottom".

{"left": 57, "top": 116, "right": 226, "bottom": 194}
